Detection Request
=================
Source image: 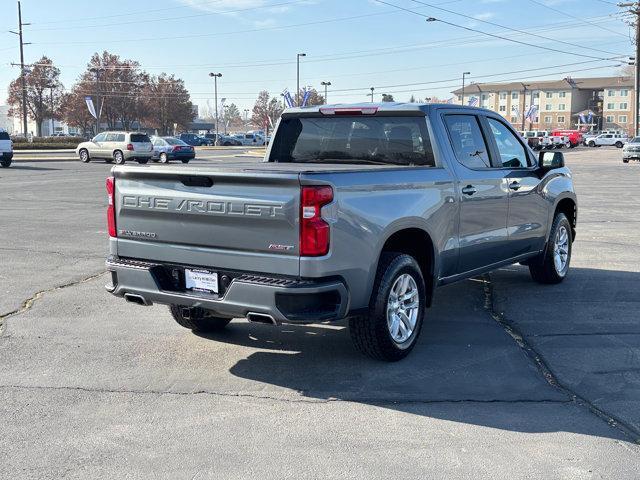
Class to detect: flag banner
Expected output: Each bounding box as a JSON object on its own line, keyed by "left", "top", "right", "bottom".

{"left": 579, "top": 113, "right": 586, "bottom": 124}
{"left": 525, "top": 104, "right": 538, "bottom": 120}
{"left": 282, "top": 90, "right": 294, "bottom": 108}
{"left": 301, "top": 88, "right": 311, "bottom": 107}
{"left": 468, "top": 96, "right": 479, "bottom": 107}
{"left": 586, "top": 111, "right": 594, "bottom": 124}
{"left": 85, "top": 96, "right": 97, "bottom": 119}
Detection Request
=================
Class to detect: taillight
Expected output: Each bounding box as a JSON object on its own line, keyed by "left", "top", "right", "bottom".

{"left": 173, "top": 146, "right": 181, "bottom": 152}
{"left": 300, "top": 186, "right": 333, "bottom": 256}
{"left": 106, "top": 176, "right": 116, "bottom": 237}
{"left": 126, "top": 143, "right": 134, "bottom": 151}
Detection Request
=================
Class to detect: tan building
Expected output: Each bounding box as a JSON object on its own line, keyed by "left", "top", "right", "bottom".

{"left": 452, "top": 76, "right": 635, "bottom": 134}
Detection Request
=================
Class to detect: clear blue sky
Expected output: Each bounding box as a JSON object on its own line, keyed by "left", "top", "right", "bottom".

{"left": 0, "top": 0, "right": 633, "bottom": 114}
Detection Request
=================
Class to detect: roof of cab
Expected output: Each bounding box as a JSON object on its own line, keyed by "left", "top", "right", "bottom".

{"left": 282, "top": 102, "right": 492, "bottom": 115}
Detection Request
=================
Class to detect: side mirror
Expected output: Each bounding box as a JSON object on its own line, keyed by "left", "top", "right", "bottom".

{"left": 539, "top": 150, "right": 564, "bottom": 170}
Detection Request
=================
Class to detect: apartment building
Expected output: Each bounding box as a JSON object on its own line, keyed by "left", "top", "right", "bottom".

{"left": 451, "top": 76, "right": 635, "bottom": 134}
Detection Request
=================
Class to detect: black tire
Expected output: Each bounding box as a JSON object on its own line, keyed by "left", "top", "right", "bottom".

{"left": 159, "top": 152, "right": 169, "bottom": 163}
{"left": 1, "top": 158, "right": 11, "bottom": 168}
{"left": 623, "top": 158, "right": 630, "bottom": 163}
{"left": 349, "top": 252, "right": 426, "bottom": 361}
{"left": 137, "top": 158, "right": 149, "bottom": 164}
{"left": 223, "top": 141, "right": 231, "bottom": 146}
{"left": 79, "top": 148, "right": 90, "bottom": 163}
{"left": 169, "top": 305, "right": 231, "bottom": 332}
{"left": 529, "top": 213, "right": 572, "bottom": 284}
{"left": 615, "top": 141, "right": 623, "bottom": 148}
{"left": 181, "top": 159, "right": 190, "bottom": 163}
{"left": 113, "top": 150, "right": 125, "bottom": 164}
{"left": 569, "top": 143, "right": 576, "bottom": 148}
{"left": 588, "top": 141, "right": 596, "bottom": 147}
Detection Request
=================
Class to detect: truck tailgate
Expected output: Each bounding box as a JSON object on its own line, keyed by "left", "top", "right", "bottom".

{"left": 112, "top": 166, "right": 301, "bottom": 276}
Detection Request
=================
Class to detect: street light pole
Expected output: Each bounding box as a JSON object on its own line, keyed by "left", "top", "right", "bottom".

{"left": 521, "top": 83, "right": 530, "bottom": 131}
{"left": 321, "top": 81, "right": 331, "bottom": 104}
{"left": 89, "top": 67, "right": 103, "bottom": 135}
{"left": 49, "top": 85, "right": 54, "bottom": 136}
{"left": 209, "top": 72, "right": 222, "bottom": 144}
{"left": 9, "top": 1, "right": 31, "bottom": 136}
{"left": 462, "top": 72, "right": 470, "bottom": 105}
{"left": 370, "top": 87, "right": 375, "bottom": 103}
{"left": 296, "top": 53, "right": 306, "bottom": 106}
{"left": 620, "top": 2, "right": 640, "bottom": 135}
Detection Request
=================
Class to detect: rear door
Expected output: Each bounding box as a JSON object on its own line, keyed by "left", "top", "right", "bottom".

{"left": 113, "top": 167, "right": 302, "bottom": 275}
{"left": 483, "top": 116, "right": 548, "bottom": 257}
{"left": 130, "top": 133, "right": 152, "bottom": 154}
{"left": 442, "top": 113, "right": 510, "bottom": 274}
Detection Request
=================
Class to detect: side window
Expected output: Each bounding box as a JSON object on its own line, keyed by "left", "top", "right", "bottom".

{"left": 94, "top": 133, "right": 107, "bottom": 142}
{"left": 104, "top": 133, "right": 117, "bottom": 142}
{"left": 486, "top": 118, "right": 530, "bottom": 168}
{"left": 444, "top": 115, "right": 491, "bottom": 169}
{"left": 116, "top": 134, "right": 125, "bottom": 142}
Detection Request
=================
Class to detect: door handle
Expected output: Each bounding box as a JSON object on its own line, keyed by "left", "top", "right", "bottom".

{"left": 509, "top": 181, "right": 521, "bottom": 191}
{"left": 461, "top": 185, "right": 477, "bottom": 196}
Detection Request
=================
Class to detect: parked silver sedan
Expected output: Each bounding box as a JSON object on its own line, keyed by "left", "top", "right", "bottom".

{"left": 151, "top": 136, "right": 195, "bottom": 163}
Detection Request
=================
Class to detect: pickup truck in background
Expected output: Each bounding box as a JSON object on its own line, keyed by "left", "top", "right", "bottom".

{"left": 551, "top": 129, "right": 582, "bottom": 148}
{"left": 0, "top": 130, "right": 13, "bottom": 168}
{"left": 105, "top": 103, "right": 577, "bottom": 361}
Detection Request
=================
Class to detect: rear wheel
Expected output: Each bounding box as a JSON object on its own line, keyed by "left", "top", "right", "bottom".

{"left": 349, "top": 252, "right": 426, "bottom": 361}
{"left": 615, "top": 141, "right": 624, "bottom": 148}
{"left": 181, "top": 159, "right": 190, "bottom": 163}
{"left": 623, "top": 158, "right": 630, "bottom": 163}
{"left": 113, "top": 150, "right": 125, "bottom": 164}
{"left": 169, "top": 305, "right": 231, "bottom": 332}
{"left": 159, "top": 152, "right": 169, "bottom": 163}
{"left": 529, "top": 213, "right": 572, "bottom": 284}
{"left": 137, "top": 158, "right": 149, "bottom": 164}
{"left": 0, "top": 158, "right": 11, "bottom": 168}
{"left": 588, "top": 141, "right": 596, "bottom": 147}
{"left": 79, "top": 148, "right": 90, "bottom": 163}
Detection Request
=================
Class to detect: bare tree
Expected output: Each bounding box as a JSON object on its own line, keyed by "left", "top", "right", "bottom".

{"left": 7, "top": 56, "right": 63, "bottom": 136}
{"left": 251, "top": 91, "right": 284, "bottom": 136}
{"left": 142, "top": 73, "right": 195, "bottom": 135}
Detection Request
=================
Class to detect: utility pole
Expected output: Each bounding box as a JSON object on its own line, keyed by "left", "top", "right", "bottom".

{"left": 209, "top": 73, "right": 222, "bottom": 144}
{"left": 49, "top": 85, "right": 54, "bottom": 136}
{"left": 296, "top": 53, "right": 306, "bottom": 106}
{"left": 521, "top": 84, "right": 530, "bottom": 131}
{"left": 619, "top": 2, "right": 640, "bottom": 136}
{"left": 370, "top": 87, "right": 375, "bottom": 103}
{"left": 462, "top": 72, "right": 470, "bottom": 106}
{"left": 321, "top": 81, "right": 331, "bottom": 104}
{"left": 9, "top": 1, "right": 31, "bottom": 136}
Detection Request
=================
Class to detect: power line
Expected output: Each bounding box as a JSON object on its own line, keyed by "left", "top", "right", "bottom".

{"left": 28, "top": 0, "right": 310, "bottom": 31}
{"left": 375, "top": 0, "right": 625, "bottom": 61}
{"left": 527, "top": 0, "right": 627, "bottom": 37}
{"left": 406, "top": 0, "right": 625, "bottom": 56}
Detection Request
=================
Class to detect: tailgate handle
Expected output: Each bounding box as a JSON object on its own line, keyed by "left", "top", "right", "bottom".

{"left": 180, "top": 176, "right": 213, "bottom": 187}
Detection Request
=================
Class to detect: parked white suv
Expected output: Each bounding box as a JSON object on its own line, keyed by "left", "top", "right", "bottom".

{"left": 0, "top": 130, "right": 13, "bottom": 168}
{"left": 586, "top": 133, "right": 627, "bottom": 148}
{"left": 76, "top": 131, "right": 153, "bottom": 164}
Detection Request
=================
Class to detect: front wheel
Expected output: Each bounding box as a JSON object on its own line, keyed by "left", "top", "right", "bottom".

{"left": 349, "top": 252, "right": 426, "bottom": 361}
{"left": 158, "top": 152, "right": 169, "bottom": 163}
{"left": 529, "top": 213, "right": 572, "bottom": 284}
{"left": 181, "top": 159, "right": 190, "bottom": 164}
{"left": 169, "top": 305, "right": 231, "bottom": 332}
{"left": 0, "top": 158, "right": 11, "bottom": 168}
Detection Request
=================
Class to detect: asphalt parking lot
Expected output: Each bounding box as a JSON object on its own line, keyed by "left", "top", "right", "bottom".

{"left": 1, "top": 148, "right": 639, "bottom": 478}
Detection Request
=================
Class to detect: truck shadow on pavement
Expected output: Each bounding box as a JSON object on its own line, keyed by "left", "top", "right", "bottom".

{"left": 196, "top": 267, "right": 640, "bottom": 443}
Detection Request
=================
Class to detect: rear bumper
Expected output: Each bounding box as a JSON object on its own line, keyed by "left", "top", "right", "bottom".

{"left": 105, "top": 256, "right": 350, "bottom": 324}
{"left": 123, "top": 151, "right": 153, "bottom": 160}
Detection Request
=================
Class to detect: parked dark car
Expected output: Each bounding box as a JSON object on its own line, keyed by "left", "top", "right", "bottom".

{"left": 179, "top": 133, "right": 206, "bottom": 146}
{"left": 204, "top": 133, "right": 242, "bottom": 146}
{"left": 151, "top": 136, "right": 195, "bottom": 163}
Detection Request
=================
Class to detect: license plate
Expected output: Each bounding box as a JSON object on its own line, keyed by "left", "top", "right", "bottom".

{"left": 185, "top": 269, "right": 218, "bottom": 294}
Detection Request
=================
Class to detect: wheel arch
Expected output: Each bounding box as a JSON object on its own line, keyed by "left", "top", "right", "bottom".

{"left": 553, "top": 196, "right": 577, "bottom": 241}
{"left": 372, "top": 226, "right": 437, "bottom": 307}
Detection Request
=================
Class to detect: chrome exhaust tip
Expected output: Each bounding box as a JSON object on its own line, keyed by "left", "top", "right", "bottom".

{"left": 123, "top": 293, "right": 150, "bottom": 306}
{"left": 247, "top": 312, "right": 277, "bottom": 326}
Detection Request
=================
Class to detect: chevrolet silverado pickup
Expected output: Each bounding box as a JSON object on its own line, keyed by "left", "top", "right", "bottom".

{"left": 105, "top": 103, "right": 577, "bottom": 361}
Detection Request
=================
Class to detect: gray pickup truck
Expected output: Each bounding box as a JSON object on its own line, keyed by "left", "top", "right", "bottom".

{"left": 105, "top": 103, "right": 576, "bottom": 361}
